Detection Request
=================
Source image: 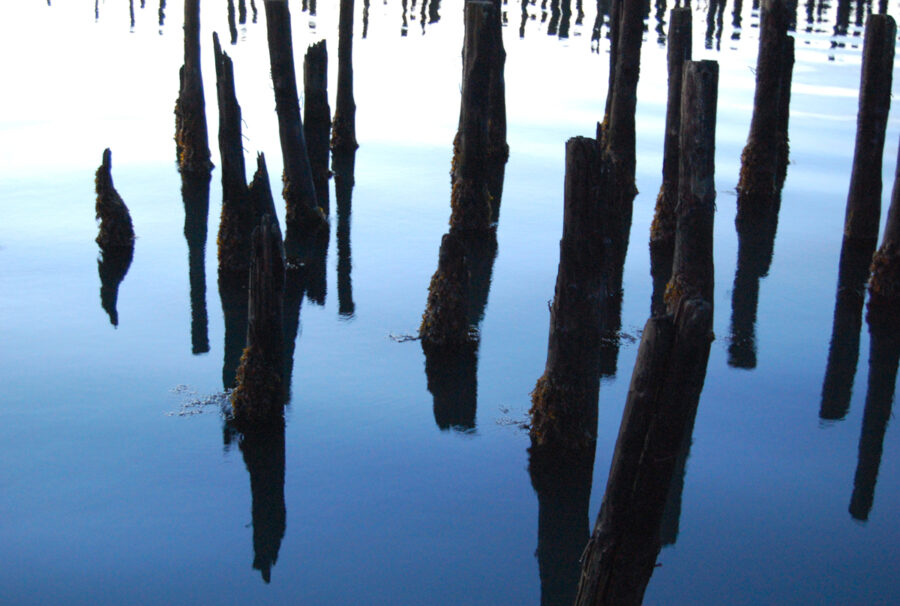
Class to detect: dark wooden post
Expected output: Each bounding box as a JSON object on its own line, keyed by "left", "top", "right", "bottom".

{"left": 332, "top": 0, "right": 359, "bottom": 152}
{"left": 666, "top": 60, "right": 718, "bottom": 314}
{"left": 263, "top": 0, "right": 325, "bottom": 236}
{"left": 95, "top": 149, "right": 135, "bottom": 250}
{"left": 529, "top": 137, "right": 607, "bottom": 451}
{"left": 182, "top": 172, "right": 211, "bottom": 355}
{"left": 227, "top": 0, "right": 238, "bottom": 44}
{"left": 213, "top": 32, "right": 253, "bottom": 274}
{"left": 485, "top": 0, "right": 509, "bottom": 221}
{"left": 334, "top": 149, "right": 357, "bottom": 318}
{"left": 775, "top": 34, "right": 795, "bottom": 189}
{"left": 304, "top": 40, "right": 332, "bottom": 215}
{"left": 736, "top": 0, "right": 791, "bottom": 225}
{"left": 231, "top": 214, "right": 287, "bottom": 425}
{"left": 420, "top": 232, "right": 472, "bottom": 348}
{"left": 175, "top": 0, "right": 213, "bottom": 175}
{"left": 650, "top": 6, "right": 691, "bottom": 316}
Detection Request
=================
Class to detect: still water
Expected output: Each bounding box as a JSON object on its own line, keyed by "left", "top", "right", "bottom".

{"left": 1, "top": 0, "right": 898, "bottom": 604}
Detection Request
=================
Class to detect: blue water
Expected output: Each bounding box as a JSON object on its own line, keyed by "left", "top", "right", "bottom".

{"left": 1, "top": 0, "right": 899, "bottom": 604}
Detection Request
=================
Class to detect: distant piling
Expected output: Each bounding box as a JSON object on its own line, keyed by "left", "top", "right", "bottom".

{"left": 650, "top": 6, "right": 692, "bottom": 316}
{"left": 213, "top": 32, "right": 252, "bottom": 274}
{"left": 332, "top": 0, "right": 358, "bottom": 152}
{"left": 175, "top": 0, "right": 213, "bottom": 175}
{"left": 574, "top": 61, "right": 717, "bottom": 606}
{"left": 263, "top": 0, "right": 325, "bottom": 239}
{"left": 231, "top": 215, "right": 287, "bottom": 425}
{"left": 529, "top": 137, "right": 607, "bottom": 451}
{"left": 95, "top": 149, "right": 135, "bottom": 250}
{"left": 304, "top": 40, "right": 332, "bottom": 215}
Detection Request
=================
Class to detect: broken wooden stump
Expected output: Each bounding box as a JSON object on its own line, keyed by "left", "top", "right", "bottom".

{"left": 263, "top": 0, "right": 326, "bottom": 239}
{"left": 95, "top": 149, "right": 135, "bottom": 250}
{"left": 650, "top": 6, "right": 692, "bottom": 317}
{"left": 332, "top": 0, "right": 358, "bottom": 152}
{"left": 529, "top": 137, "right": 608, "bottom": 451}
{"left": 175, "top": 0, "right": 213, "bottom": 175}
{"left": 231, "top": 214, "right": 287, "bottom": 426}
{"left": 736, "top": 0, "right": 792, "bottom": 226}
{"left": 304, "top": 40, "right": 332, "bottom": 215}
{"left": 213, "top": 32, "right": 252, "bottom": 274}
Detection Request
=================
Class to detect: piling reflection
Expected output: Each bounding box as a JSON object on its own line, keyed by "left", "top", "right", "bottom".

{"left": 705, "top": 0, "right": 725, "bottom": 50}
{"left": 529, "top": 442, "right": 595, "bottom": 606}
{"left": 228, "top": 0, "right": 238, "bottom": 45}
{"left": 849, "top": 296, "right": 900, "bottom": 520}
{"left": 334, "top": 149, "right": 358, "bottom": 318}
{"left": 182, "top": 171, "right": 211, "bottom": 355}
{"left": 225, "top": 421, "right": 287, "bottom": 584}
{"left": 98, "top": 247, "right": 134, "bottom": 327}
{"left": 219, "top": 269, "right": 248, "bottom": 390}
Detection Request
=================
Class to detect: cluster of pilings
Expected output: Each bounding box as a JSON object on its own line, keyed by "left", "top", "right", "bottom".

{"left": 419, "top": 0, "right": 507, "bottom": 431}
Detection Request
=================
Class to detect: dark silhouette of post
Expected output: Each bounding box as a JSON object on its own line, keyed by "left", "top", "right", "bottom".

{"left": 575, "top": 61, "right": 717, "bottom": 606}
{"left": 650, "top": 6, "right": 691, "bottom": 317}
{"left": 334, "top": 149, "right": 357, "bottom": 318}
{"left": 333, "top": 0, "right": 359, "bottom": 152}
{"left": 182, "top": 172, "right": 211, "bottom": 354}
{"left": 98, "top": 247, "right": 133, "bottom": 327}
{"left": 175, "top": 0, "right": 213, "bottom": 176}
{"left": 304, "top": 40, "right": 332, "bottom": 216}
{"left": 95, "top": 149, "right": 136, "bottom": 327}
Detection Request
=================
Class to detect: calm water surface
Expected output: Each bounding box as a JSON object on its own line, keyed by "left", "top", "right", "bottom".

{"left": 1, "top": 0, "right": 899, "bottom": 604}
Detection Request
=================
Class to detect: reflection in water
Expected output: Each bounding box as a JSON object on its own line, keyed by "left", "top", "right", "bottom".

{"left": 733, "top": 0, "right": 743, "bottom": 39}
{"left": 228, "top": 0, "right": 238, "bottom": 45}
{"left": 728, "top": 201, "right": 780, "bottom": 369}
{"left": 226, "top": 422, "right": 287, "bottom": 584}
{"left": 219, "top": 269, "right": 248, "bottom": 390}
{"left": 334, "top": 149, "right": 358, "bottom": 318}
{"left": 282, "top": 266, "right": 306, "bottom": 403}
{"left": 849, "top": 298, "right": 900, "bottom": 520}
{"left": 658, "top": 403, "right": 699, "bottom": 546}
{"left": 820, "top": 239, "right": 875, "bottom": 420}
{"left": 159, "top": 0, "right": 166, "bottom": 28}
{"left": 654, "top": 0, "right": 667, "bottom": 45}
{"left": 529, "top": 442, "right": 595, "bottom": 606}
{"left": 182, "top": 172, "right": 211, "bottom": 355}
{"left": 98, "top": 247, "right": 134, "bottom": 327}
{"left": 705, "top": 0, "right": 726, "bottom": 50}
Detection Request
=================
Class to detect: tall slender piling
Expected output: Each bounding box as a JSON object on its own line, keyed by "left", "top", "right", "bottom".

{"left": 334, "top": 149, "right": 357, "bottom": 318}
{"left": 182, "top": 172, "right": 211, "bottom": 355}
{"left": 574, "top": 61, "right": 717, "bottom": 606}
{"left": 332, "top": 0, "right": 358, "bottom": 152}
{"left": 231, "top": 214, "right": 287, "bottom": 426}
{"left": 175, "top": 0, "right": 213, "bottom": 175}
{"left": 263, "top": 0, "right": 325, "bottom": 240}
{"left": 650, "top": 6, "right": 691, "bottom": 316}
{"left": 304, "top": 40, "right": 332, "bottom": 215}
{"left": 213, "top": 33, "right": 252, "bottom": 274}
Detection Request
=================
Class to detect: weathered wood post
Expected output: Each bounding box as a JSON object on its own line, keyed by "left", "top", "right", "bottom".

{"left": 485, "top": 0, "right": 509, "bottom": 221}
{"left": 304, "top": 40, "right": 332, "bottom": 215}
{"left": 420, "top": 232, "right": 472, "bottom": 348}
{"left": 175, "top": 0, "right": 213, "bottom": 175}
{"left": 213, "top": 33, "right": 253, "bottom": 275}
{"left": 95, "top": 149, "right": 135, "bottom": 250}
{"left": 574, "top": 61, "right": 717, "bottom": 606}
{"left": 231, "top": 214, "right": 287, "bottom": 425}
{"left": 227, "top": 0, "right": 238, "bottom": 44}
{"left": 263, "top": 0, "right": 326, "bottom": 241}
{"left": 820, "top": 14, "right": 896, "bottom": 420}
{"left": 332, "top": 0, "right": 358, "bottom": 152}
{"left": 736, "top": 0, "right": 792, "bottom": 226}
{"left": 529, "top": 137, "right": 607, "bottom": 450}
{"left": 650, "top": 6, "right": 691, "bottom": 316}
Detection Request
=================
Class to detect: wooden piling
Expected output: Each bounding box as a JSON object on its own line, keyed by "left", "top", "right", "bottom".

{"left": 650, "top": 6, "right": 692, "bottom": 316}
{"left": 332, "top": 0, "right": 358, "bottom": 152}
{"left": 95, "top": 149, "right": 135, "bottom": 250}
{"left": 304, "top": 40, "right": 332, "bottom": 215}
{"left": 666, "top": 60, "right": 718, "bottom": 314}
{"left": 213, "top": 32, "right": 252, "bottom": 274}
{"left": 529, "top": 137, "right": 607, "bottom": 451}
{"left": 844, "top": 14, "right": 895, "bottom": 243}
{"left": 775, "top": 34, "right": 795, "bottom": 190}
{"left": 736, "top": 0, "right": 791, "bottom": 225}
{"left": 868, "top": 140, "right": 900, "bottom": 301}
{"left": 175, "top": 0, "right": 213, "bottom": 175}
{"left": 263, "top": 0, "right": 325, "bottom": 237}
{"left": 485, "top": 0, "right": 509, "bottom": 221}
{"left": 231, "top": 214, "right": 287, "bottom": 426}
{"left": 420, "top": 232, "right": 472, "bottom": 348}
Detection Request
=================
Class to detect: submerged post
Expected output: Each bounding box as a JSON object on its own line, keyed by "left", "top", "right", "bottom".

{"left": 175, "top": 0, "right": 213, "bottom": 175}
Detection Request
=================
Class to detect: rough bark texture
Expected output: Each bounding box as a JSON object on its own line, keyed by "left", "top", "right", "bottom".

{"left": 332, "top": 0, "right": 358, "bottom": 152}
{"left": 650, "top": 6, "right": 692, "bottom": 317}
{"left": 843, "top": 14, "right": 896, "bottom": 242}
{"left": 95, "top": 149, "right": 135, "bottom": 250}
{"left": 304, "top": 40, "right": 332, "bottom": 215}
{"left": 736, "top": 0, "right": 791, "bottom": 225}
{"left": 420, "top": 232, "right": 472, "bottom": 347}
{"left": 263, "top": 0, "right": 325, "bottom": 236}
{"left": 666, "top": 60, "right": 718, "bottom": 315}
{"left": 213, "top": 32, "right": 252, "bottom": 274}
{"left": 231, "top": 215, "right": 287, "bottom": 426}
{"left": 530, "top": 137, "right": 608, "bottom": 451}
{"left": 175, "top": 0, "right": 213, "bottom": 175}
